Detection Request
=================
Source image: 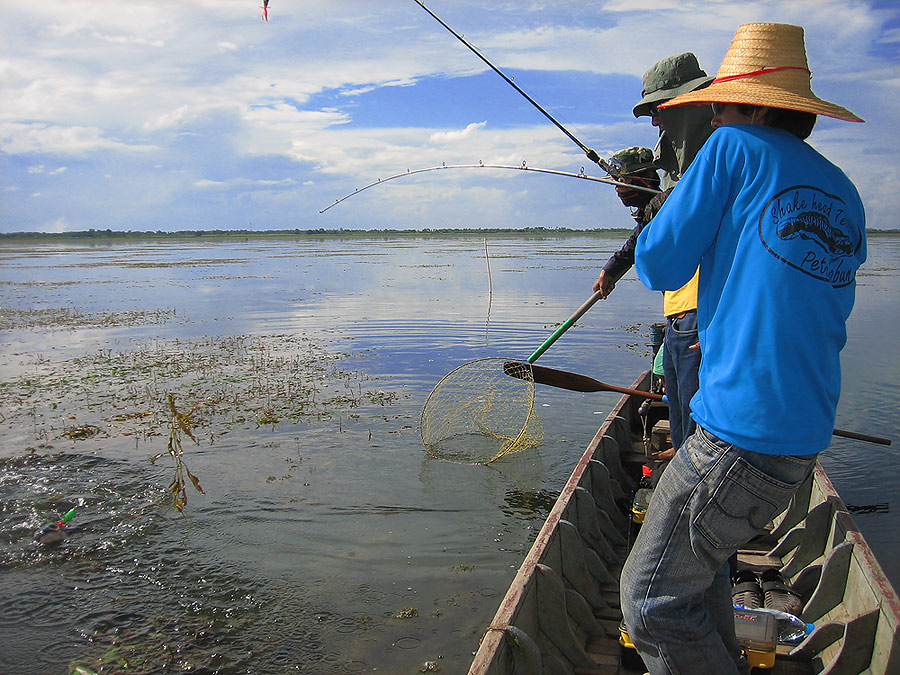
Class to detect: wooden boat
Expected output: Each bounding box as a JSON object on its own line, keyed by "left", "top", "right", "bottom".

{"left": 468, "top": 371, "right": 900, "bottom": 674}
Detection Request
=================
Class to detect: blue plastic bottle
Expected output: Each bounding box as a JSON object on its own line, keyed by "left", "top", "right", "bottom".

{"left": 734, "top": 605, "right": 814, "bottom": 644}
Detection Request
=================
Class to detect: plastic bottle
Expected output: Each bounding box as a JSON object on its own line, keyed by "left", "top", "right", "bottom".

{"left": 734, "top": 605, "right": 814, "bottom": 644}
{"left": 639, "top": 465, "right": 653, "bottom": 488}
{"left": 775, "top": 610, "right": 814, "bottom": 644}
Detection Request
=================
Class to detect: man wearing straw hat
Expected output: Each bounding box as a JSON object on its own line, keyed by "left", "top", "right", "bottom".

{"left": 622, "top": 23, "right": 866, "bottom": 674}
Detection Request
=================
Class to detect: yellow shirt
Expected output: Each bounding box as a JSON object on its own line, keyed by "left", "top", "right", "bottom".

{"left": 662, "top": 267, "right": 699, "bottom": 317}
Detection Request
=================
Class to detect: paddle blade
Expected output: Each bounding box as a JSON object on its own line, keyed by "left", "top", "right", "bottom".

{"left": 514, "top": 362, "right": 664, "bottom": 399}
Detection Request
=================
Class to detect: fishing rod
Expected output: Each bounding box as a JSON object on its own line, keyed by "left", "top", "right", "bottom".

{"left": 413, "top": 1, "right": 618, "bottom": 177}
{"left": 319, "top": 161, "right": 661, "bottom": 214}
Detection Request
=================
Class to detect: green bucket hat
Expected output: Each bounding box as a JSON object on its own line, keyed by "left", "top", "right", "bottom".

{"left": 608, "top": 146, "right": 656, "bottom": 176}
{"left": 632, "top": 52, "right": 714, "bottom": 118}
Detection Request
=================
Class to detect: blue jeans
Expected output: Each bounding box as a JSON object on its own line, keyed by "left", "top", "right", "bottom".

{"left": 663, "top": 310, "right": 700, "bottom": 451}
{"left": 620, "top": 427, "right": 818, "bottom": 675}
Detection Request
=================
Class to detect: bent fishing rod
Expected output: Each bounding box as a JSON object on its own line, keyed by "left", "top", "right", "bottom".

{"left": 413, "top": 1, "right": 618, "bottom": 177}
{"left": 319, "top": 161, "right": 660, "bottom": 214}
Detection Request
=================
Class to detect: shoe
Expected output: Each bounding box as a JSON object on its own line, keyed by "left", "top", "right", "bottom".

{"left": 761, "top": 568, "right": 803, "bottom": 616}
{"left": 731, "top": 569, "right": 763, "bottom": 609}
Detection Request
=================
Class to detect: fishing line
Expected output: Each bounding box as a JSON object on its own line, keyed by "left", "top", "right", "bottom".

{"left": 421, "top": 291, "right": 604, "bottom": 464}
{"left": 413, "top": 1, "right": 618, "bottom": 175}
{"left": 319, "top": 162, "right": 659, "bottom": 213}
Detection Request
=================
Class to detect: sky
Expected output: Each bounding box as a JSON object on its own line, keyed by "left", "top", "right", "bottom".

{"left": 2, "top": 0, "right": 899, "bottom": 233}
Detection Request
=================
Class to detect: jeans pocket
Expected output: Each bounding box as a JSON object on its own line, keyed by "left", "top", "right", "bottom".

{"left": 694, "top": 454, "right": 812, "bottom": 550}
{"left": 670, "top": 310, "right": 698, "bottom": 335}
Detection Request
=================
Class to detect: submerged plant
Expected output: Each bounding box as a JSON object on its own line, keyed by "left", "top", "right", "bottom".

{"left": 150, "top": 393, "right": 204, "bottom": 511}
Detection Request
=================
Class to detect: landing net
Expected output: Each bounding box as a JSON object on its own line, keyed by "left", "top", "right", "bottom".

{"left": 420, "top": 358, "right": 544, "bottom": 464}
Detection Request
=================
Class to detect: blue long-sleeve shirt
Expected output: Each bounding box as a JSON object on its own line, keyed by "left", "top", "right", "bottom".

{"left": 636, "top": 124, "right": 866, "bottom": 455}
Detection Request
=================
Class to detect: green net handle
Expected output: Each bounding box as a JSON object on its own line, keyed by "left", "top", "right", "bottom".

{"left": 526, "top": 290, "right": 604, "bottom": 364}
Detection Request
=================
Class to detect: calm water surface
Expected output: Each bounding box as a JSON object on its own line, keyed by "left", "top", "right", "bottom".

{"left": 0, "top": 234, "right": 897, "bottom": 674}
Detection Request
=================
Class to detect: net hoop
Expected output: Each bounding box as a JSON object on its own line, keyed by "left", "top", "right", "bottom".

{"left": 419, "top": 358, "right": 543, "bottom": 464}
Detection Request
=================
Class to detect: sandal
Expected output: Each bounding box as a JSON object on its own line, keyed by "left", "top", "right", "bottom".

{"left": 731, "top": 569, "right": 763, "bottom": 609}
{"left": 761, "top": 568, "right": 803, "bottom": 616}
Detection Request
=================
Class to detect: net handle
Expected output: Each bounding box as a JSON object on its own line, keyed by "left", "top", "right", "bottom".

{"left": 526, "top": 290, "right": 603, "bottom": 363}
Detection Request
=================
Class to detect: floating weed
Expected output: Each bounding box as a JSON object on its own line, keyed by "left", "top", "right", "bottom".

{"left": 1, "top": 333, "right": 405, "bottom": 508}
{"left": 60, "top": 257, "right": 249, "bottom": 269}
{"left": 2, "top": 333, "right": 404, "bottom": 443}
{"left": 395, "top": 607, "right": 419, "bottom": 619}
{"left": 67, "top": 610, "right": 251, "bottom": 674}
{"left": 257, "top": 410, "right": 280, "bottom": 426}
{"left": 365, "top": 390, "right": 400, "bottom": 405}
{"left": 61, "top": 424, "right": 103, "bottom": 441}
{"left": 0, "top": 306, "right": 177, "bottom": 331}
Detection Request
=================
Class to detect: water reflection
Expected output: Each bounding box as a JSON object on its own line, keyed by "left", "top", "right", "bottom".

{"left": 501, "top": 487, "right": 560, "bottom": 520}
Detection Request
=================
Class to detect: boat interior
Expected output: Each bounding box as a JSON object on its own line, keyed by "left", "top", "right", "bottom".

{"left": 468, "top": 372, "right": 900, "bottom": 674}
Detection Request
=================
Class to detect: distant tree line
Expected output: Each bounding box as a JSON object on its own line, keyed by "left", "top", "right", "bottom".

{"left": 0, "top": 226, "right": 895, "bottom": 241}
{"left": 0, "top": 226, "right": 633, "bottom": 240}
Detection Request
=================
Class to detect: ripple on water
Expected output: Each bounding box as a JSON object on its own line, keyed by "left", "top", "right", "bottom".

{"left": 393, "top": 635, "right": 422, "bottom": 650}
{"left": 0, "top": 452, "right": 169, "bottom": 570}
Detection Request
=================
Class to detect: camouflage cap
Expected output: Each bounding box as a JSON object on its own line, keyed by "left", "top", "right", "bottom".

{"left": 632, "top": 52, "right": 713, "bottom": 118}
{"left": 608, "top": 146, "right": 656, "bottom": 176}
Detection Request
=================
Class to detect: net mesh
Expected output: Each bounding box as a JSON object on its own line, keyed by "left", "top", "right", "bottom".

{"left": 420, "top": 358, "right": 544, "bottom": 464}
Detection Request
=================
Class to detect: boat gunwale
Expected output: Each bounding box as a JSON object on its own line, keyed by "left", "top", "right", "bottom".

{"left": 468, "top": 371, "right": 900, "bottom": 674}
{"left": 468, "top": 371, "right": 643, "bottom": 672}
{"left": 808, "top": 462, "right": 900, "bottom": 638}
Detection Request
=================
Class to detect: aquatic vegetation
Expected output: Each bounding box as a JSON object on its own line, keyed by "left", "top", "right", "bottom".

{"left": 0, "top": 332, "right": 404, "bottom": 512}
{"left": 149, "top": 394, "right": 204, "bottom": 511}
{"left": 0, "top": 333, "right": 404, "bottom": 445}
{"left": 0, "top": 306, "right": 177, "bottom": 331}
{"left": 66, "top": 610, "right": 252, "bottom": 675}
{"left": 61, "top": 424, "right": 102, "bottom": 440}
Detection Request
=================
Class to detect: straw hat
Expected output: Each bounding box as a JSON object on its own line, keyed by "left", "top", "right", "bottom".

{"left": 659, "top": 23, "right": 863, "bottom": 122}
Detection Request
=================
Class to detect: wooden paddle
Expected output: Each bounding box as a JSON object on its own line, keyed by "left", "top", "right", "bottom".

{"left": 504, "top": 361, "right": 664, "bottom": 399}
{"left": 504, "top": 361, "right": 892, "bottom": 446}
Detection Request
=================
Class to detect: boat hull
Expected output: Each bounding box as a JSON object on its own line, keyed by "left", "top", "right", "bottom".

{"left": 468, "top": 371, "right": 900, "bottom": 674}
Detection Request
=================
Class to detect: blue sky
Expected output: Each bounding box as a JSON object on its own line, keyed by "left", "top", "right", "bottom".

{"left": 2, "top": 0, "right": 898, "bottom": 233}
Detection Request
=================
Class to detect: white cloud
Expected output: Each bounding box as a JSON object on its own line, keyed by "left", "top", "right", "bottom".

{"left": 88, "top": 31, "right": 166, "bottom": 48}
{"left": 429, "top": 121, "right": 488, "bottom": 144}
{"left": 194, "top": 177, "right": 296, "bottom": 190}
{"left": 195, "top": 179, "right": 226, "bottom": 189}
{"left": 0, "top": 0, "right": 896, "bottom": 231}
{"left": 0, "top": 122, "right": 157, "bottom": 154}
{"left": 26, "top": 165, "right": 67, "bottom": 175}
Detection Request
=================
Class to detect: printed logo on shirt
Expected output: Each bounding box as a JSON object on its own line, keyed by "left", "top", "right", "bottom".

{"left": 758, "top": 186, "right": 862, "bottom": 287}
